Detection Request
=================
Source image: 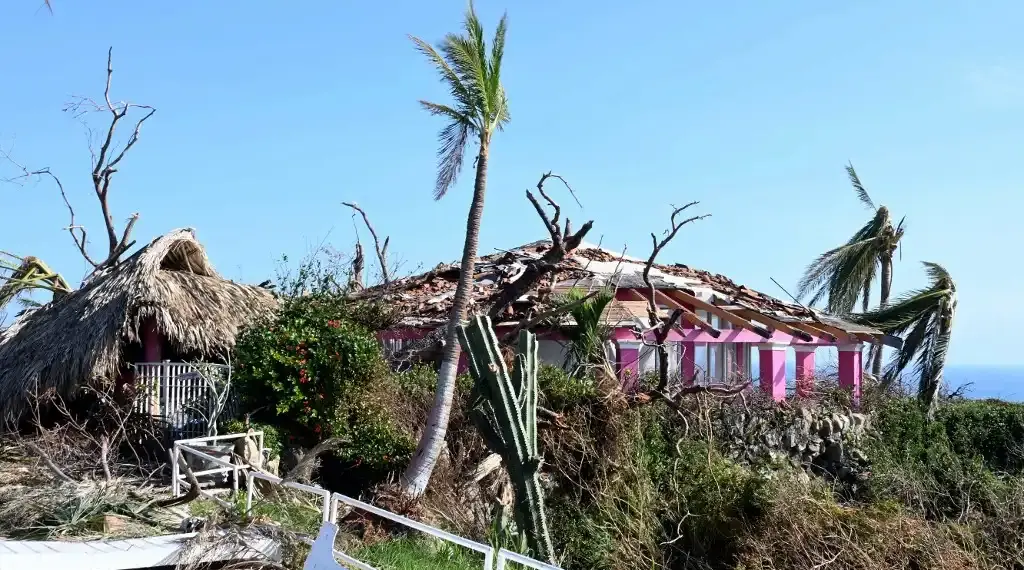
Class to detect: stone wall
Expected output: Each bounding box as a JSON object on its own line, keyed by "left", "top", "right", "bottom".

{"left": 721, "top": 404, "right": 871, "bottom": 484}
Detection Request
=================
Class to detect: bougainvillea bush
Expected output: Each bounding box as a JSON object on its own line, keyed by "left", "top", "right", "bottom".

{"left": 232, "top": 293, "right": 413, "bottom": 486}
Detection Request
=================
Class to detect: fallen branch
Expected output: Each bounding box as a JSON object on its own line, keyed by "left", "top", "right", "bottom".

{"left": 155, "top": 455, "right": 201, "bottom": 508}
{"left": 24, "top": 441, "right": 76, "bottom": 484}
{"left": 284, "top": 438, "right": 346, "bottom": 484}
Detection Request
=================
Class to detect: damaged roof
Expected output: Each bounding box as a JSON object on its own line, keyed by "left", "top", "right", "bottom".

{"left": 355, "top": 239, "right": 896, "bottom": 346}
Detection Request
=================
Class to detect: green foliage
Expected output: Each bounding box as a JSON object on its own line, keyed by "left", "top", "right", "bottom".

{"left": 222, "top": 419, "right": 282, "bottom": 458}
{"left": 410, "top": 3, "right": 510, "bottom": 198}
{"left": 354, "top": 536, "right": 483, "bottom": 570}
{"left": 550, "top": 287, "right": 614, "bottom": 376}
{"left": 937, "top": 400, "right": 1024, "bottom": 472}
{"left": 537, "top": 365, "right": 597, "bottom": 411}
{"left": 233, "top": 292, "right": 411, "bottom": 488}
{"left": 234, "top": 293, "right": 382, "bottom": 439}
{"left": 865, "top": 397, "right": 1022, "bottom": 522}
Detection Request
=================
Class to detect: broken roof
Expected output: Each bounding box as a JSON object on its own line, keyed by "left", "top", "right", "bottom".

{"left": 355, "top": 239, "right": 899, "bottom": 347}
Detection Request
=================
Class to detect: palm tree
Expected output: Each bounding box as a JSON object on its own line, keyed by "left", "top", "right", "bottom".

{"left": 556, "top": 287, "right": 614, "bottom": 378}
{"left": 401, "top": 3, "right": 510, "bottom": 496}
{"left": 796, "top": 163, "right": 905, "bottom": 377}
{"left": 854, "top": 262, "right": 956, "bottom": 417}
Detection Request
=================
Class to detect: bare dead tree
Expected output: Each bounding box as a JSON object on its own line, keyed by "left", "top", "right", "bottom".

{"left": 640, "top": 202, "right": 710, "bottom": 391}
{"left": 486, "top": 172, "right": 594, "bottom": 321}
{"left": 343, "top": 202, "right": 391, "bottom": 285}
{"left": 2, "top": 47, "right": 154, "bottom": 275}
{"left": 350, "top": 241, "right": 366, "bottom": 290}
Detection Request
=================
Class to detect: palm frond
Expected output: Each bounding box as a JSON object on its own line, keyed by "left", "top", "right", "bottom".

{"left": 797, "top": 205, "right": 893, "bottom": 313}
{"left": 864, "top": 261, "right": 955, "bottom": 409}
{"left": 882, "top": 310, "right": 933, "bottom": 384}
{"left": 409, "top": 36, "right": 475, "bottom": 113}
{"left": 432, "top": 118, "right": 471, "bottom": 200}
{"left": 442, "top": 33, "right": 488, "bottom": 111}
{"left": 846, "top": 162, "right": 875, "bottom": 210}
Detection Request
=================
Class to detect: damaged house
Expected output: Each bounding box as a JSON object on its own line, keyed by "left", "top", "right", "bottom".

{"left": 359, "top": 240, "right": 902, "bottom": 401}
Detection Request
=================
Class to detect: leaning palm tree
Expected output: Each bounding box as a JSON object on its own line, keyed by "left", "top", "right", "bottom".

{"left": 855, "top": 262, "right": 955, "bottom": 417}
{"left": 401, "top": 3, "right": 510, "bottom": 496}
{"left": 796, "top": 163, "right": 905, "bottom": 377}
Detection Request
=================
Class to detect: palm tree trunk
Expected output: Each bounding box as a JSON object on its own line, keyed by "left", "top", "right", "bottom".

{"left": 872, "top": 255, "right": 893, "bottom": 377}
{"left": 401, "top": 143, "right": 490, "bottom": 496}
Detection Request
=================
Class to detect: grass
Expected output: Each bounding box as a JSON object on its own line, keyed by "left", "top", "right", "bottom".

{"left": 352, "top": 536, "right": 484, "bottom": 570}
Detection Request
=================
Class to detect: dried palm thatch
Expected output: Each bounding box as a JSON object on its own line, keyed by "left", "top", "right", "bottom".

{"left": 0, "top": 229, "right": 278, "bottom": 422}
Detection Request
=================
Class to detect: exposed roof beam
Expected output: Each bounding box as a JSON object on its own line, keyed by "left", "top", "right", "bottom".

{"left": 651, "top": 289, "right": 721, "bottom": 338}
{"left": 666, "top": 289, "right": 773, "bottom": 339}
{"left": 785, "top": 320, "right": 840, "bottom": 344}
{"left": 729, "top": 307, "right": 815, "bottom": 342}
{"left": 805, "top": 321, "right": 858, "bottom": 344}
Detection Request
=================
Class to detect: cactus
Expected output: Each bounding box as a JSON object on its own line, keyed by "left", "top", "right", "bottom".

{"left": 457, "top": 314, "right": 555, "bottom": 564}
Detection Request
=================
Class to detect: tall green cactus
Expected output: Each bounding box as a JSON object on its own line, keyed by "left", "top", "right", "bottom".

{"left": 457, "top": 314, "right": 555, "bottom": 564}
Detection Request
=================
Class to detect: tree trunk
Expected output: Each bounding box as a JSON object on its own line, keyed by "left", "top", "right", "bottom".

{"left": 873, "top": 255, "right": 893, "bottom": 377}
{"left": 656, "top": 341, "right": 670, "bottom": 391}
{"left": 401, "top": 143, "right": 490, "bottom": 496}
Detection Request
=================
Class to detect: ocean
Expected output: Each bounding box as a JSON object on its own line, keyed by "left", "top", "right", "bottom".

{"left": 943, "top": 365, "right": 1024, "bottom": 401}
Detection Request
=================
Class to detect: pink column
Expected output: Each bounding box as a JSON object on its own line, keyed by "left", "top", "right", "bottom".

{"left": 793, "top": 346, "right": 816, "bottom": 397}
{"left": 142, "top": 318, "right": 162, "bottom": 362}
{"left": 680, "top": 341, "right": 696, "bottom": 385}
{"left": 758, "top": 344, "right": 787, "bottom": 401}
{"left": 838, "top": 343, "right": 863, "bottom": 404}
{"left": 618, "top": 340, "right": 641, "bottom": 391}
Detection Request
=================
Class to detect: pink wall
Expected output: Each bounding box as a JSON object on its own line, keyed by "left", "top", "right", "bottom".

{"left": 617, "top": 341, "right": 641, "bottom": 391}
{"left": 794, "top": 347, "right": 816, "bottom": 397}
{"left": 141, "top": 318, "right": 162, "bottom": 363}
{"left": 838, "top": 345, "right": 863, "bottom": 404}
{"left": 758, "top": 345, "right": 786, "bottom": 401}
{"left": 681, "top": 341, "right": 696, "bottom": 384}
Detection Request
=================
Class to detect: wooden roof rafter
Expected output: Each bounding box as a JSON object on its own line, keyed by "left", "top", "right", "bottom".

{"left": 665, "top": 289, "right": 773, "bottom": 339}
{"left": 726, "top": 306, "right": 816, "bottom": 343}
{"left": 650, "top": 289, "right": 721, "bottom": 338}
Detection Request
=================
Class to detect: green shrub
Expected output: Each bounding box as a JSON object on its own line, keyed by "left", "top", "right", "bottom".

{"left": 233, "top": 293, "right": 411, "bottom": 490}
{"left": 538, "top": 365, "right": 597, "bottom": 411}
{"left": 937, "top": 400, "right": 1024, "bottom": 473}
{"left": 221, "top": 419, "right": 283, "bottom": 458}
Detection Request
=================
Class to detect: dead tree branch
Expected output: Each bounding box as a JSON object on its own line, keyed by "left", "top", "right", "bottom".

{"left": 488, "top": 172, "right": 594, "bottom": 321}
{"left": 641, "top": 202, "right": 710, "bottom": 391}
{"left": 0, "top": 149, "right": 98, "bottom": 267}
{"left": 25, "top": 441, "right": 76, "bottom": 483}
{"left": 343, "top": 202, "right": 391, "bottom": 285}
{"left": 63, "top": 47, "right": 154, "bottom": 272}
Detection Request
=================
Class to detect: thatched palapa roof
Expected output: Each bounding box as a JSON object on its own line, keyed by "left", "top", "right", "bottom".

{"left": 0, "top": 229, "right": 279, "bottom": 421}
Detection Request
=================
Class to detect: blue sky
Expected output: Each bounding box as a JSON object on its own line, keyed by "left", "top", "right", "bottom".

{"left": 1, "top": 1, "right": 1021, "bottom": 367}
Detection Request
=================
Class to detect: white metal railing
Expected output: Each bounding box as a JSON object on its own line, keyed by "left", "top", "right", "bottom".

{"left": 135, "top": 361, "right": 235, "bottom": 438}
{"left": 171, "top": 432, "right": 264, "bottom": 499}
{"left": 172, "top": 433, "right": 562, "bottom": 569}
